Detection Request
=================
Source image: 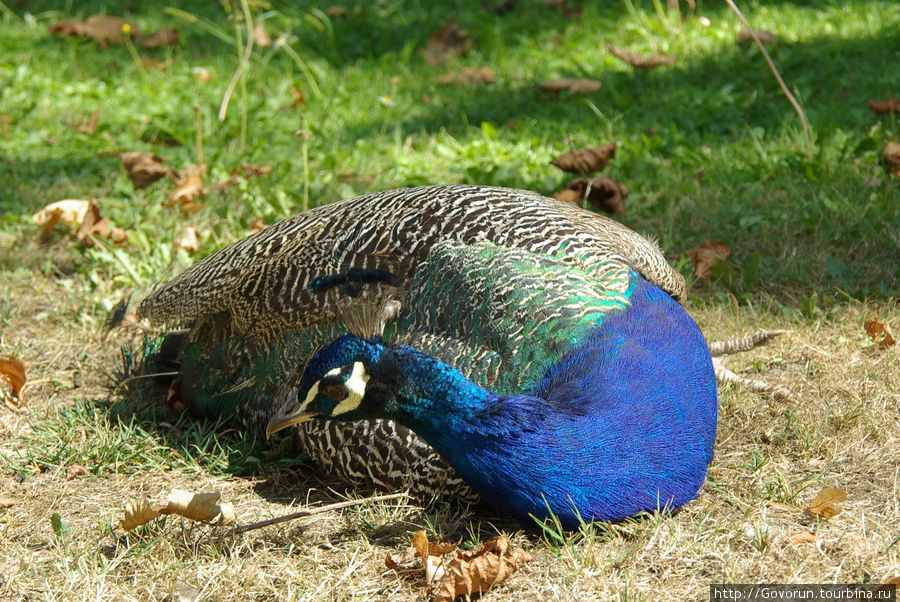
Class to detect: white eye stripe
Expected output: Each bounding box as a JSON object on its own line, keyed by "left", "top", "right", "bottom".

{"left": 331, "top": 362, "right": 369, "bottom": 416}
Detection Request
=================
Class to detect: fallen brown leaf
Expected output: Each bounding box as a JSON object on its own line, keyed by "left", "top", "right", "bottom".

{"left": 174, "top": 225, "right": 200, "bottom": 254}
{"left": 116, "top": 490, "right": 235, "bottom": 534}
{"left": 289, "top": 85, "right": 305, "bottom": 109}
{"left": 49, "top": 15, "right": 139, "bottom": 47}
{"left": 883, "top": 142, "right": 900, "bottom": 177}
{"left": 804, "top": 487, "right": 847, "bottom": 519}
{"left": 606, "top": 44, "right": 676, "bottom": 69}
{"left": 864, "top": 317, "right": 896, "bottom": 350}
{"left": 736, "top": 28, "right": 778, "bottom": 46}
{"left": 385, "top": 530, "right": 461, "bottom": 571}
{"left": 66, "top": 464, "right": 90, "bottom": 481}
{"left": 33, "top": 200, "right": 92, "bottom": 230}
{"left": 434, "top": 67, "right": 496, "bottom": 86}
{"left": 167, "top": 164, "right": 206, "bottom": 211}
{"left": 232, "top": 163, "right": 273, "bottom": 179}
{"left": 551, "top": 143, "right": 616, "bottom": 174}
{"left": 192, "top": 67, "right": 212, "bottom": 83}
{"left": 0, "top": 355, "right": 26, "bottom": 409}
{"left": 686, "top": 240, "right": 732, "bottom": 279}
{"left": 785, "top": 530, "right": 817, "bottom": 546}
{"left": 422, "top": 20, "right": 472, "bottom": 66}
{"left": 868, "top": 99, "right": 900, "bottom": 114}
{"left": 252, "top": 22, "right": 271, "bottom": 47}
{"left": 538, "top": 78, "right": 602, "bottom": 96}
{"left": 0, "top": 498, "right": 15, "bottom": 509}
{"left": 74, "top": 201, "right": 126, "bottom": 247}
{"left": 553, "top": 188, "right": 581, "bottom": 205}
{"left": 326, "top": 5, "right": 349, "bottom": 17}
{"left": 159, "top": 490, "right": 235, "bottom": 525}
{"left": 116, "top": 498, "right": 162, "bottom": 533}
{"left": 70, "top": 109, "right": 100, "bottom": 135}
{"left": 119, "top": 152, "right": 170, "bottom": 189}
{"left": 556, "top": 176, "right": 627, "bottom": 214}
{"left": 141, "top": 27, "right": 179, "bottom": 49}
{"left": 431, "top": 536, "right": 532, "bottom": 602}
{"left": 249, "top": 218, "right": 267, "bottom": 233}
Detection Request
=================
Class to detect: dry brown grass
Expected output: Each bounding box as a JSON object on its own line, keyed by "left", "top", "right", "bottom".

{"left": 1, "top": 274, "right": 897, "bottom": 601}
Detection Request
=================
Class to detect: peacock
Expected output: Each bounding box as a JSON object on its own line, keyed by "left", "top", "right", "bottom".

{"left": 133, "top": 184, "right": 782, "bottom": 528}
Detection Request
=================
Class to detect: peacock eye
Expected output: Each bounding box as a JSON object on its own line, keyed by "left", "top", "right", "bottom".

{"left": 320, "top": 383, "right": 348, "bottom": 401}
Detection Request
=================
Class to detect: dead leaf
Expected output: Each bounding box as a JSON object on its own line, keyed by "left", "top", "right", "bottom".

{"left": 326, "top": 5, "right": 348, "bottom": 17}
{"left": 551, "top": 143, "right": 616, "bottom": 174}
{"left": 0, "top": 355, "right": 26, "bottom": 409}
{"left": 538, "top": 78, "right": 602, "bottom": 96}
{"left": 385, "top": 530, "right": 461, "bottom": 571}
{"left": 252, "top": 22, "right": 271, "bottom": 47}
{"left": 160, "top": 490, "right": 235, "bottom": 525}
{"left": 116, "top": 498, "right": 162, "bottom": 533}
{"left": 140, "top": 27, "right": 179, "bottom": 49}
{"left": 192, "top": 67, "right": 212, "bottom": 83}
{"left": 49, "top": 15, "right": 140, "bottom": 47}
{"left": 785, "top": 530, "right": 817, "bottom": 545}
{"left": 584, "top": 175, "right": 627, "bottom": 214}
{"left": 431, "top": 536, "right": 532, "bottom": 602}
{"left": 868, "top": 99, "right": 900, "bottom": 114}
{"left": 174, "top": 225, "right": 200, "bottom": 254}
{"left": 883, "top": 142, "right": 900, "bottom": 177}
{"left": 167, "top": 164, "right": 206, "bottom": 212}
{"left": 70, "top": 109, "right": 100, "bottom": 135}
{"left": 248, "top": 218, "right": 267, "bottom": 233}
{"left": 556, "top": 176, "right": 627, "bottom": 214}
{"left": 337, "top": 172, "right": 376, "bottom": 185}
{"left": 553, "top": 188, "right": 581, "bottom": 205}
{"left": 422, "top": 20, "right": 472, "bottom": 66}
{"left": 116, "top": 490, "right": 235, "bottom": 534}
{"left": 119, "top": 152, "right": 170, "bottom": 189}
{"left": 864, "top": 317, "right": 896, "bottom": 350}
{"left": 33, "top": 199, "right": 97, "bottom": 241}
{"left": 804, "top": 487, "right": 847, "bottom": 519}
{"left": 289, "top": 85, "right": 305, "bottom": 109}
{"left": 686, "top": 240, "right": 732, "bottom": 279}
{"left": 72, "top": 201, "right": 126, "bottom": 246}
{"left": 33, "top": 200, "right": 92, "bottom": 230}
{"left": 232, "top": 163, "right": 273, "bottom": 179}
{"left": 736, "top": 28, "right": 778, "bottom": 46}
{"left": 434, "top": 67, "right": 496, "bottom": 86}
{"left": 66, "top": 464, "right": 89, "bottom": 481}
{"left": 606, "top": 44, "right": 676, "bottom": 69}
{"left": 0, "top": 498, "right": 15, "bottom": 509}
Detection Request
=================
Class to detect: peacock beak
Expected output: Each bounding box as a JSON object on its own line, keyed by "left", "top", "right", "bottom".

{"left": 265, "top": 390, "right": 318, "bottom": 439}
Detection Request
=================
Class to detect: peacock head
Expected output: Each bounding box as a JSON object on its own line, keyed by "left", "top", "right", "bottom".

{"left": 265, "top": 333, "right": 398, "bottom": 439}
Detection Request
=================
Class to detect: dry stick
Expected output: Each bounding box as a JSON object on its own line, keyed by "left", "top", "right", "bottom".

{"left": 723, "top": 0, "right": 811, "bottom": 153}
{"left": 236, "top": 493, "right": 408, "bottom": 534}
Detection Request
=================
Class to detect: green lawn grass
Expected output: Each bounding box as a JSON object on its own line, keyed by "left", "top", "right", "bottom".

{"left": 1, "top": 1, "right": 898, "bottom": 600}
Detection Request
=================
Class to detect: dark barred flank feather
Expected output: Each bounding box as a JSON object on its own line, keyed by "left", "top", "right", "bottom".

{"left": 135, "top": 185, "right": 716, "bottom": 522}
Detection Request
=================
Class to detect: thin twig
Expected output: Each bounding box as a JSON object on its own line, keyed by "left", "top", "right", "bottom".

{"left": 723, "top": 0, "right": 811, "bottom": 153}
{"left": 236, "top": 492, "right": 407, "bottom": 534}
